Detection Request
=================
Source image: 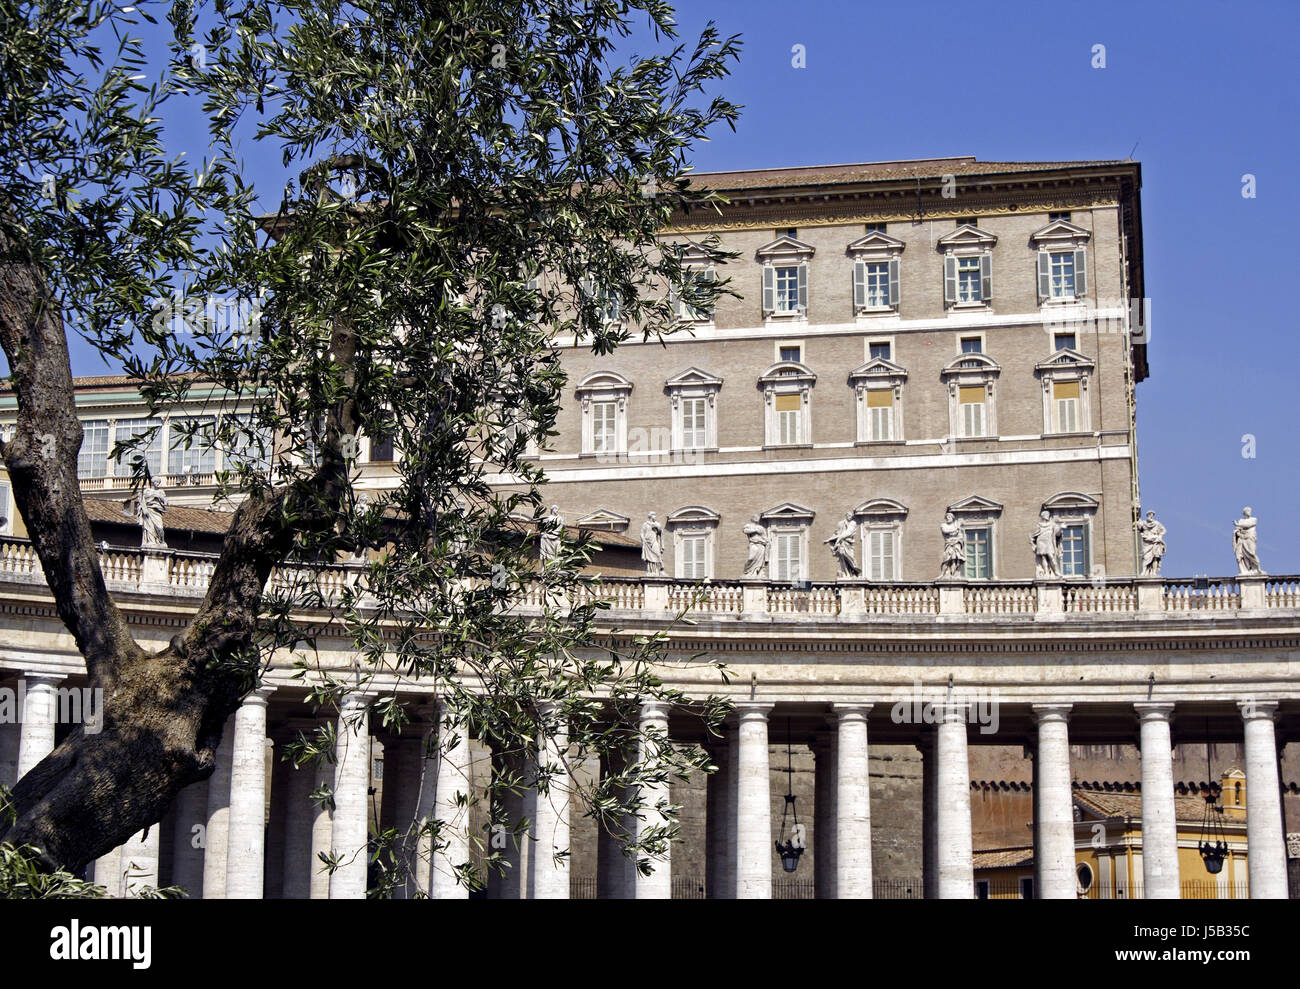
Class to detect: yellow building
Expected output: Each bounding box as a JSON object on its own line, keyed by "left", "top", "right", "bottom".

{"left": 974, "top": 773, "right": 1249, "bottom": 899}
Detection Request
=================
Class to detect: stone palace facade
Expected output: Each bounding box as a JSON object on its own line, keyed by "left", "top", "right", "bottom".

{"left": 1, "top": 157, "right": 1297, "bottom": 899}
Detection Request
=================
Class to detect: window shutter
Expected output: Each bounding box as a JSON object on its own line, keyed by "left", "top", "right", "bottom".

{"left": 773, "top": 393, "right": 801, "bottom": 412}
{"left": 980, "top": 253, "right": 992, "bottom": 301}
{"left": 853, "top": 260, "right": 866, "bottom": 310}
{"left": 668, "top": 279, "right": 679, "bottom": 317}
{"left": 888, "top": 257, "right": 901, "bottom": 306}
{"left": 943, "top": 255, "right": 957, "bottom": 304}
{"left": 762, "top": 266, "right": 775, "bottom": 315}
{"left": 1080, "top": 524, "right": 1091, "bottom": 573}
{"left": 1073, "top": 248, "right": 1087, "bottom": 296}
{"left": 797, "top": 262, "right": 809, "bottom": 312}
{"left": 1037, "top": 251, "right": 1051, "bottom": 301}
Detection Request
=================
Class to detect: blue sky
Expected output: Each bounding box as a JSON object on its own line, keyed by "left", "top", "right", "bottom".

{"left": 63, "top": 0, "right": 1300, "bottom": 576}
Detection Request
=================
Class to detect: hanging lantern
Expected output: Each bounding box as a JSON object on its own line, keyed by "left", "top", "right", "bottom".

{"left": 774, "top": 718, "right": 805, "bottom": 873}
{"left": 1197, "top": 717, "right": 1229, "bottom": 875}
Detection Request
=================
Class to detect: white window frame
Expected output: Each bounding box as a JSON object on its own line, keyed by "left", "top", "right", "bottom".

{"left": 937, "top": 224, "right": 997, "bottom": 310}
{"left": 853, "top": 498, "right": 908, "bottom": 581}
{"left": 1031, "top": 219, "right": 1091, "bottom": 305}
{"left": 941, "top": 353, "right": 1001, "bottom": 441}
{"left": 1035, "top": 351, "right": 1095, "bottom": 436}
{"left": 576, "top": 371, "right": 633, "bottom": 457}
{"left": 1041, "top": 492, "right": 1100, "bottom": 580}
{"left": 760, "top": 502, "right": 815, "bottom": 582}
{"left": 947, "top": 495, "right": 1003, "bottom": 581}
{"left": 849, "top": 358, "right": 907, "bottom": 445}
{"left": 666, "top": 506, "right": 720, "bottom": 580}
{"left": 0, "top": 480, "right": 11, "bottom": 535}
{"left": 757, "top": 236, "right": 814, "bottom": 322}
{"left": 112, "top": 417, "right": 163, "bottom": 479}
{"left": 665, "top": 367, "right": 722, "bottom": 453}
{"left": 847, "top": 230, "right": 905, "bottom": 316}
{"left": 758, "top": 363, "right": 816, "bottom": 448}
{"left": 77, "top": 419, "right": 111, "bottom": 479}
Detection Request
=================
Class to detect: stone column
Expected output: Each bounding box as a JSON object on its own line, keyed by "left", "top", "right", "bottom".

{"left": 202, "top": 718, "right": 235, "bottom": 899}
{"left": 309, "top": 755, "right": 334, "bottom": 899}
{"left": 704, "top": 740, "right": 728, "bottom": 899}
{"left": 329, "top": 693, "right": 372, "bottom": 899}
{"left": 226, "top": 685, "right": 274, "bottom": 898}
{"left": 170, "top": 779, "right": 209, "bottom": 897}
{"left": 1135, "top": 703, "right": 1179, "bottom": 899}
{"left": 635, "top": 700, "right": 672, "bottom": 899}
{"left": 919, "top": 733, "right": 938, "bottom": 899}
{"left": 812, "top": 731, "right": 836, "bottom": 899}
{"left": 92, "top": 845, "right": 123, "bottom": 897}
{"left": 1240, "top": 700, "right": 1288, "bottom": 898}
{"left": 936, "top": 702, "right": 973, "bottom": 899}
{"left": 834, "top": 704, "right": 872, "bottom": 898}
{"left": 429, "top": 706, "right": 472, "bottom": 899}
{"left": 120, "top": 825, "right": 161, "bottom": 896}
{"left": 1033, "top": 704, "right": 1075, "bottom": 899}
{"left": 16, "top": 674, "right": 65, "bottom": 780}
{"left": 735, "top": 703, "right": 774, "bottom": 899}
{"left": 529, "top": 705, "right": 570, "bottom": 899}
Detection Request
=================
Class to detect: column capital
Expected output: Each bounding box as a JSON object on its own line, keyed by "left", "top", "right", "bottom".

{"left": 1031, "top": 703, "right": 1072, "bottom": 724}
{"left": 638, "top": 699, "right": 672, "bottom": 721}
{"left": 938, "top": 701, "right": 968, "bottom": 725}
{"left": 21, "top": 672, "right": 67, "bottom": 685}
{"left": 1239, "top": 699, "right": 1279, "bottom": 721}
{"left": 831, "top": 703, "right": 873, "bottom": 720}
{"left": 241, "top": 684, "right": 276, "bottom": 707}
{"left": 1134, "top": 702, "right": 1175, "bottom": 723}
{"left": 735, "top": 702, "right": 774, "bottom": 722}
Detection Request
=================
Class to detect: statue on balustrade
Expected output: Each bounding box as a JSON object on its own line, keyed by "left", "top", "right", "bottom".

{"left": 136, "top": 479, "right": 168, "bottom": 550}
{"left": 1031, "top": 510, "right": 1062, "bottom": 578}
{"left": 825, "top": 512, "right": 860, "bottom": 578}
{"left": 539, "top": 504, "right": 563, "bottom": 563}
{"left": 1137, "top": 510, "right": 1166, "bottom": 576}
{"left": 641, "top": 512, "right": 664, "bottom": 575}
{"left": 1233, "top": 507, "right": 1263, "bottom": 575}
{"left": 742, "top": 515, "right": 768, "bottom": 577}
{"left": 939, "top": 512, "right": 965, "bottom": 577}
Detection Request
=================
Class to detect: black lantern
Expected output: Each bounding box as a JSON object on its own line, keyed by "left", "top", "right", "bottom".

{"left": 774, "top": 718, "right": 805, "bottom": 873}
{"left": 1197, "top": 717, "right": 1229, "bottom": 875}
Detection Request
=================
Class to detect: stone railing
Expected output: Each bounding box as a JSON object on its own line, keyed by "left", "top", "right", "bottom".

{"left": 0, "top": 538, "right": 1293, "bottom": 623}
{"left": 78, "top": 472, "right": 217, "bottom": 493}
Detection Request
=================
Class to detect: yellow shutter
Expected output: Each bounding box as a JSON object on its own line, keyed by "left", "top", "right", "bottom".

{"left": 866, "top": 390, "right": 893, "bottom": 408}
{"left": 959, "top": 385, "right": 985, "bottom": 404}
{"left": 1053, "top": 380, "right": 1080, "bottom": 400}
{"left": 774, "top": 394, "right": 801, "bottom": 412}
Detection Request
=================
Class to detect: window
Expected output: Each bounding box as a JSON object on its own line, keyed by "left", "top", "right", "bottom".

{"left": 77, "top": 420, "right": 110, "bottom": 478}
{"left": 1053, "top": 332, "right": 1077, "bottom": 351}
{"left": 1060, "top": 523, "right": 1089, "bottom": 577}
{"left": 675, "top": 268, "right": 716, "bottom": 322}
{"left": 167, "top": 418, "right": 217, "bottom": 478}
{"left": 779, "top": 228, "right": 797, "bottom": 240}
{"left": 1041, "top": 250, "right": 1078, "bottom": 299}
{"left": 112, "top": 419, "right": 162, "bottom": 478}
{"left": 227, "top": 416, "right": 273, "bottom": 473}
{"left": 1019, "top": 877, "right": 1035, "bottom": 900}
{"left": 960, "top": 336, "right": 983, "bottom": 354}
{"left": 957, "top": 217, "right": 980, "bottom": 227}
{"left": 1054, "top": 380, "right": 1080, "bottom": 433}
{"left": 779, "top": 345, "right": 802, "bottom": 363}
{"left": 591, "top": 401, "right": 616, "bottom": 454}
{"left": 848, "top": 230, "right": 905, "bottom": 313}
{"left": 959, "top": 386, "right": 986, "bottom": 437}
{"left": 864, "top": 262, "right": 891, "bottom": 307}
{"left": 665, "top": 367, "right": 722, "bottom": 453}
{"left": 576, "top": 371, "right": 633, "bottom": 456}
{"left": 775, "top": 394, "right": 802, "bottom": 444}
{"left": 680, "top": 397, "right": 707, "bottom": 449}
{"left": 975, "top": 880, "right": 990, "bottom": 900}
{"left": 1049, "top": 211, "right": 1071, "bottom": 223}
{"left": 1032, "top": 220, "right": 1090, "bottom": 304}
{"left": 580, "top": 278, "right": 620, "bottom": 323}
{"left": 956, "top": 256, "right": 982, "bottom": 303}
{"left": 370, "top": 435, "right": 395, "bottom": 462}
{"left": 965, "top": 526, "right": 992, "bottom": 578}
{"left": 774, "top": 265, "right": 801, "bottom": 313}
{"left": 773, "top": 530, "right": 802, "bottom": 581}
{"left": 864, "top": 222, "right": 887, "bottom": 233}
{"left": 679, "top": 534, "right": 707, "bottom": 579}
{"left": 867, "top": 528, "right": 896, "bottom": 580}
{"left": 869, "top": 341, "right": 891, "bottom": 361}
{"left": 867, "top": 390, "right": 894, "bottom": 441}
{"left": 0, "top": 481, "right": 9, "bottom": 534}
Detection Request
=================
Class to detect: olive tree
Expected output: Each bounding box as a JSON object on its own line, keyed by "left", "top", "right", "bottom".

{"left": 0, "top": 0, "right": 740, "bottom": 893}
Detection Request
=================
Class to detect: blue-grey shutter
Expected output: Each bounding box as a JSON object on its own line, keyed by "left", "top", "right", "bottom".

{"left": 888, "top": 257, "right": 901, "bottom": 307}
{"left": 853, "top": 260, "right": 866, "bottom": 310}
{"left": 1073, "top": 248, "right": 1087, "bottom": 297}
{"left": 1081, "top": 524, "right": 1091, "bottom": 576}
{"left": 979, "top": 253, "right": 992, "bottom": 301}
{"left": 701, "top": 268, "right": 717, "bottom": 318}
{"left": 1037, "top": 250, "right": 1051, "bottom": 301}
{"left": 762, "top": 266, "right": 775, "bottom": 315}
{"left": 797, "top": 262, "right": 808, "bottom": 312}
{"left": 943, "top": 255, "right": 957, "bottom": 304}
{"left": 667, "top": 278, "right": 678, "bottom": 317}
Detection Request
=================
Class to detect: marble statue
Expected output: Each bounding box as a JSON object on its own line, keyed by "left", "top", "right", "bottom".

{"left": 1031, "top": 510, "right": 1062, "bottom": 578}
{"left": 939, "top": 512, "right": 965, "bottom": 577}
{"left": 825, "top": 512, "right": 860, "bottom": 578}
{"left": 641, "top": 512, "right": 664, "bottom": 575}
{"left": 539, "top": 504, "right": 563, "bottom": 563}
{"left": 136, "top": 479, "right": 168, "bottom": 550}
{"left": 1234, "top": 507, "right": 1262, "bottom": 575}
{"left": 742, "top": 515, "right": 768, "bottom": 577}
{"left": 1137, "top": 510, "right": 1166, "bottom": 576}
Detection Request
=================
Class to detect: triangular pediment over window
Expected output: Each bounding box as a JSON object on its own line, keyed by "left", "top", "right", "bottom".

{"left": 846, "top": 231, "right": 905, "bottom": 256}
{"left": 575, "top": 508, "right": 630, "bottom": 531}
{"left": 848, "top": 357, "right": 908, "bottom": 382}
{"left": 760, "top": 501, "right": 815, "bottom": 525}
{"left": 665, "top": 367, "right": 723, "bottom": 389}
{"left": 936, "top": 225, "right": 997, "bottom": 251}
{"left": 949, "top": 494, "right": 1004, "bottom": 515}
{"left": 755, "top": 235, "right": 816, "bottom": 262}
{"left": 1029, "top": 219, "right": 1091, "bottom": 247}
{"left": 1034, "top": 349, "right": 1095, "bottom": 374}
{"left": 665, "top": 240, "right": 714, "bottom": 264}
